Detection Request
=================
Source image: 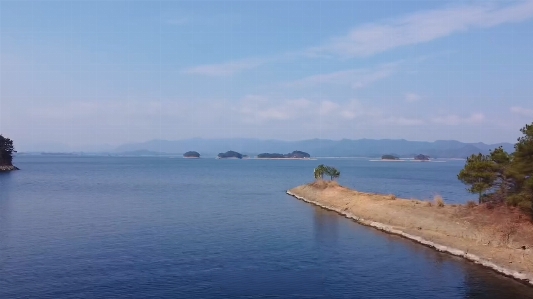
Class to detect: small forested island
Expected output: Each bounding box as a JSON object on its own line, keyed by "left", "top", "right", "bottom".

{"left": 414, "top": 154, "right": 430, "bottom": 161}
{"left": 381, "top": 154, "right": 400, "bottom": 160}
{"left": 257, "top": 150, "right": 311, "bottom": 159}
{"left": 217, "top": 150, "right": 243, "bottom": 159}
{"left": 0, "top": 134, "right": 18, "bottom": 171}
{"left": 183, "top": 151, "right": 200, "bottom": 158}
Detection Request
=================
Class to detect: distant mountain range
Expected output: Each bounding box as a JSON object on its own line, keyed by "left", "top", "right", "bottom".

{"left": 113, "top": 138, "right": 515, "bottom": 159}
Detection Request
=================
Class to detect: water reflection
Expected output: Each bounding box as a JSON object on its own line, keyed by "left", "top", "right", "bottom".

{"left": 0, "top": 172, "right": 13, "bottom": 229}
{"left": 2, "top": 156, "right": 533, "bottom": 298}
{"left": 462, "top": 268, "right": 533, "bottom": 299}
{"left": 333, "top": 210, "right": 533, "bottom": 298}
{"left": 0, "top": 172, "right": 14, "bottom": 264}
{"left": 312, "top": 206, "right": 339, "bottom": 245}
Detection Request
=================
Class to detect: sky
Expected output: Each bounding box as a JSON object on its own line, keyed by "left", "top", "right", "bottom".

{"left": 1, "top": 0, "right": 533, "bottom": 151}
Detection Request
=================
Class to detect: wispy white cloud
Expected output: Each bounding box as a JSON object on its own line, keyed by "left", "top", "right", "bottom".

{"left": 236, "top": 96, "right": 312, "bottom": 124}
{"left": 339, "top": 100, "right": 383, "bottom": 120}
{"left": 308, "top": 1, "right": 533, "bottom": 58}
{"left": 234, "top": 97, "right": 427, "bottom": 128}
{"left": 510, "top": 106, "right": 533, "bottom": 117}
{"left": 318, "top": 101, "right": 340, "bottom": 116}
{"left": 180, "top": 1, "right": 533, "bottom": 77}
{"left": 286, "top": 63, "right": 398, "bottom": 90}
{"left": 405, "top": 93, "right": 422, "bottom": 103}
{"left": 431, "top": 113, "right": 485, "bottom": 125}
{"left": 17, "top": 95, "right": 492, "bottom": 147}
{"left": 29, "top": 97, "right": 477, "bottom": 130}
{"left": 182, "top": 58, "right": 266, "bottom": 76}
{"left": 383, "top": 117, "right": 425, "bottom": 126}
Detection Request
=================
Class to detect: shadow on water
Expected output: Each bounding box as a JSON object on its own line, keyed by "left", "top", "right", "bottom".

{"left": 306, "top": 207, "right": 533, "bottom": 299}
{"left": 462, "top": 269, "right": 533, "bottom": 299}
{"left": 0, "top": 172, "right": 14, "bottom": 264}
{"left": 0, "top": 172, "right": 13, "bottom": 228}
{"left": 313, "top": 206, "right": 339, "bottom": 245}
{"left": 338, "top": 211, "right": 533, "bottom": 299}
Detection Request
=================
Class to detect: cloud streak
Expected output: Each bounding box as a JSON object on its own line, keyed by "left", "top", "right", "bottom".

{"left": 383, "top": 117, "right": 425, "bottom": 126}
{"left": 431, "top": 113, "right": 485, "bottom": 126}
{"left": 234, "top": 96, "right": 423, "bottom": 128}
{"left": 236, "top": 96, "right": 312, "bottom": 124}
{"left": 308, "top": 1, "right": 533, "bottom": 58}
{"left": 182, "top": 1, "right": 533, "bottom": 76}
{"left": 286, "top": 63, "right": 398, "bottom": 89}
{"left": 182, "top": 58, "right": 266, "bottom": 76}
{"left": 510, "top": 106, "right": 533, "bottom": 117}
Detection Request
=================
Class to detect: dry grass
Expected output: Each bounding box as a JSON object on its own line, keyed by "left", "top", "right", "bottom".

{"left": 434, "top": 195, "right": 445, "bottom": 207}
{"left": 456, "top": 203, "right": 533, "bottom": 247}
{"left": 387, "top": 194, "right": 396, "bottom": 200}
{"left": 310, "top": 180, "right": 339, "bottom": 189}
{"left": 466, "top": 200, "right": 477, "bottom": 208}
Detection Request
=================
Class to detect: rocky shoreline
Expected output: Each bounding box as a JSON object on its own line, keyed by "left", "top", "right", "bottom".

{"left": 287, "top": 182, "right": 533, "bottom": 287}
{"left": 0, "top": 165, "right": 19, "bottom": 172}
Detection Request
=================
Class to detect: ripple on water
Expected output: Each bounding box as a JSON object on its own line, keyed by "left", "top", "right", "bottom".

{"left": 0, "top": 156, "right": 532, "bottom": 298}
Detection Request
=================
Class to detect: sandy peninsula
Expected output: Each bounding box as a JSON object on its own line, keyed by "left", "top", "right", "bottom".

{"left": 288, "top": 181, "right": 533, "bottom": 286}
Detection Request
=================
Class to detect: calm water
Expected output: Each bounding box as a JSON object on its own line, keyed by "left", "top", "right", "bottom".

{"left": 1, "top": 156, "right": 533, "bottom": 298}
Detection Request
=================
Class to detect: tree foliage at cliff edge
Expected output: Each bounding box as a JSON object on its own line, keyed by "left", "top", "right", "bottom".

{"left": 0, "top": 135, "right": 16, "bottom": 166}
{"left": 458, "top": 122, "right": 533, "bottom": 213}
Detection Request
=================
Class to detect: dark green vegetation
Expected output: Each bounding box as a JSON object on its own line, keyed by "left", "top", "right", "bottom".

{"left": 183, "top": 151, "right": 200, "bottom": 158}
{"left": 217, "top": 150, "right": 243, "bottom": 159}
{"left": 314, "top": 164, "right": 340, "bottom": 180}
{"left": 0, "top": 134, "right": 16, "bottom": 166}
{"left": 381, "top": 154, "right": 399, "bottom": 160}
{"left": 414, "top": 154, "right": 430, "bottom": 161}
{"left": 458, "top": 122, "right": 533, "bottom": 213}
{"left": 257, "top": 150, "right": 310, "bottom": 159}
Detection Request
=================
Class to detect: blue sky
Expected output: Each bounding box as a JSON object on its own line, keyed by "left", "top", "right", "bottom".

{"left": 1, "top": 0, "right": 533, "bottom": 151}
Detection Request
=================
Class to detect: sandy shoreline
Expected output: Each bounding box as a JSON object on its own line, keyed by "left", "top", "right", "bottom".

{"left": 287, "top": 182, "right": 533, "bottom": 286}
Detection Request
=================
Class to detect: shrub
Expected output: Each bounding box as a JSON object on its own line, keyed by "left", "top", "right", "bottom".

{"left": 310, "top": 180, "right": 339, "bottom": 189}
{"left": 310, "top": 180, "right": 328, "bottom": 189}
{"left": 434, "top": 195, "right": 445, "bottom": 207}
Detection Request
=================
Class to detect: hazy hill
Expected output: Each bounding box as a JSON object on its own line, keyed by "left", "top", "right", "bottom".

{"left": 114, "top": 138, "right": 514, "bottom": 158}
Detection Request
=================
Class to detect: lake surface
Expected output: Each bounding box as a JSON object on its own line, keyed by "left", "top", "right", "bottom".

{"left": 1, "top": 156, "right": 533, "bottom": 298}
